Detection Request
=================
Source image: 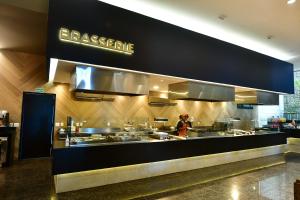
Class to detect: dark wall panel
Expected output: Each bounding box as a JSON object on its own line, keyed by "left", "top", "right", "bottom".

{"left": 47, "top": 0, "right": 294, "bottom": 93}
{"left": 52, "top": 133, "right": 287, "bottom": 174}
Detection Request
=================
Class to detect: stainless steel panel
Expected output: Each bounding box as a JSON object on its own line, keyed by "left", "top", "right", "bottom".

{"left": 235, "top": 91, "right": 258, "bottom": 104}
{"left": 72, "top": 66, "right": 149, "bottom": 95}
{"left": 79, "top": 128, "right": 122, "bottom": 134}
{"left": 257, "top": 91, "right": 279, "bottom": 105}
{"left": 168, "top": 81, "right": 235, "bottom": 101}
{"left": 235, "top": 91, "right": 279, "bottom": 105}
{"left": 73, "top": 92, "right": 115, "bottom": 101}
{"left": 148, "top": 91, "right": 177, "bottom": 106}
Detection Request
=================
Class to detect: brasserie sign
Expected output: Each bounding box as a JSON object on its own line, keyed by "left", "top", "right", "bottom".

{"left": 58, "top": 27, "right": 134, "bottom": 55}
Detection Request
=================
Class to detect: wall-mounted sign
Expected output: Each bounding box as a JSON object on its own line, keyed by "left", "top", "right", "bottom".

{"left": 35, "top": 87, "right": 45, "bottom": 93}
{"left": 58, "top": 27, "right": 134, "bottom": 55}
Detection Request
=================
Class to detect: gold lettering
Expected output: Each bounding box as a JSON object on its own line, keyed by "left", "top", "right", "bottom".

{"left": 59, "top": 28, "right": 70, "bottom": 41}
{"left": 106, "top": 39, "right": 115, "bottom": 48}
{"left": 81, "top": 33, "right": 90, "bottom": 44}
{"left": 58, "top": 27, "right": 134, "bottom": 55}
{"left": 90, "top": 35, "right": 99, "bottom": 45}
{"left": 115, "top": 41, "right": 124, "bottom": 51}
{"left": 99, "top": 37, "right": 106, "bottom": 46}
{"left": 127, "top": 43, "right": 134, "bottom": 54}
{"left": 70, "top": 30, "right": 81, "bottom": 43}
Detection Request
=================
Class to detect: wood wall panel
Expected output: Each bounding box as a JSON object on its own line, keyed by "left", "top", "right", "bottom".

{"left": 48, "top": 84, "right": 255, "bottom": 130}
{"left": 0, "top": 50, "right": 256, "bottom": 159}
{"left": 0, "top": 50, "right": 47, "bottom": 159}
{"left": 0, "top": 50, "right": 47, "bottom": 122}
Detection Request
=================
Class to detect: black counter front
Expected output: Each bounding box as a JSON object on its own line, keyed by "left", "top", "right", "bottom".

{"left": 52, "top": 132, "right": 287, "bottom": 175}
{"left": 282, "top": 128, "right": 300, "bottom": 138}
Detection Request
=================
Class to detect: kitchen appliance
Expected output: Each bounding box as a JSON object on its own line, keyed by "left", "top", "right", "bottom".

{"left": 148, "top": 91, "right": 177, "bottom": 106}
{"left": 149, "top": 132, "right": 169, "bottom": 140}
{"left": 153, "top": 117, "right": 169, "bottom": 130}
{"left": 73, "top": 92, "right": 115, "bottom": 102}
{"left": 66, "top": 116, "right": 73, "bottom": 139}
{"left": 19, "top": 92, "right": 56, "bottom": 159}
{"left": 71, "top": 66, "right": 149, "bottom": 96}
{"left": 212, "top": 122, "right": 227, "bottom": 131}
{"left": 168, "top": 81, "right": 235, "bottom": 101}
{"left": 0, "top": 111, "right": 9, "bottom": 127}
{"left": 154, "top": 117, "right": 168, "bottom": 122}
{"left": 235, "top": 91, "right": 279, "bottom": 105}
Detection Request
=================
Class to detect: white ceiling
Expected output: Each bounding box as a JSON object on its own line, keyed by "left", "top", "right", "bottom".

{"left": 100, "top": 0, "right": 300, "bottom": 69}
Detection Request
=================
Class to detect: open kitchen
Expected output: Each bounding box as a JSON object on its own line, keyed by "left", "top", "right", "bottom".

{"left": 41, "top": 0, "right": 294, "bottom": 193}
{"left": 1, "top": 0, "right": 299, "bottom": 198}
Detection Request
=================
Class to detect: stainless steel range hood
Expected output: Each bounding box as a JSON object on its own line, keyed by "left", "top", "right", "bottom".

{"left": 168, "top": 81, "right": 235, "bottom": 101}
{"left": 73, "top": 92, "right": 115, "bottom": 102}
{"left": 71, "top": 66, "right": 149, "bottom": 95}
{"left": 235, "top": 91, "right": 279, "bottom": 105}
{"left": 148, "top": 91, "right": 177, "bottom": 106}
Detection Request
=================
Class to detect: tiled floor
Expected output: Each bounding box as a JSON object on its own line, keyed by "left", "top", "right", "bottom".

{"left": 0, "top": 153, "right": 299, "bottom": 200}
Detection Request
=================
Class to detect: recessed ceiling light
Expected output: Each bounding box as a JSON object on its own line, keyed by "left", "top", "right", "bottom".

{"left": 153, "top": 85, "right": 160, "bottom": 90}
{"left": 287, "top": 0, "right": 296, "bottom": 4}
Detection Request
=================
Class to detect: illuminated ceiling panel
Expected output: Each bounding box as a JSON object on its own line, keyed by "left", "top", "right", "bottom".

{"left": 99, "top": 0, "right": 298, "bottom": 62}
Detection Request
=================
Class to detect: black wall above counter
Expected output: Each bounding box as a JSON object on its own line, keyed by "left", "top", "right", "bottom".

{"left": 47, "top": 0, "right": 294, "bottom": 94}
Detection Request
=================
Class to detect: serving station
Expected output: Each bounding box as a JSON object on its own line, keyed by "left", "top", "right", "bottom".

{"left": 53, "top": 128, "right": 287, "bottom": 175}
{"left": 46, "top": 0, "right": 294, "bottom": 194}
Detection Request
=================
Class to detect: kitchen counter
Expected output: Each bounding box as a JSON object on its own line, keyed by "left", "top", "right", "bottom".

{"left": 53, "top": 130, "right": 282, "bottom": 149}
{"left": 52, "top": 131, "right": 288, "bottom": 175}
{"left": 281, "top": 128, "right": 300, "bottom": 138}
{"left": 53, "top": 131, "right": 182, "bottom": 149}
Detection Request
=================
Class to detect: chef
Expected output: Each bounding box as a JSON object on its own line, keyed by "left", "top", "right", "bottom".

{"left": 176, "top": 114, "right": 192, "bottom": 137}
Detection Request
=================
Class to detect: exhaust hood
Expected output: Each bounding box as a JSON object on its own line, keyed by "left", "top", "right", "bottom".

{"left": 148, "top": 91, "right": 177, "bottom": 106}
{"left": 73, "top": 92, "right": 115, "bottom": 102}
{"left": 168, "top": 81, "right": 235, "bottom": 101}
{"left": 71, "top": 66, "right": 149, "bottom": 95}
{"left": 235, "top": 91, "right": 279, "bottom": 105}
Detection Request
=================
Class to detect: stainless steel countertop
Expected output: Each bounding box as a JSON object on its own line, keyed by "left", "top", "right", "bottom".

{"left": 53, "top": 130, "right": 285, "bottom": 149}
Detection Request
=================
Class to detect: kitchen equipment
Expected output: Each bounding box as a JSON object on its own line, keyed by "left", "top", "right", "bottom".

{"left": 153, "top": 117, "right": 169, "bottom": 130}
{"left": 149, "top": 132, "right": 169, "bottom": 140}
{"left": 73, "top": 92, "right": 115, "bottom": 102}
{"left": 0, "top": 111, "right": 9, "bottom": 127}
{"left": 168, "top": 81, "right": 234, "bottom": 101}
{"left": 67, "top": 116, "right": 73, "bottom": 137}
{"left": 71, "top": 66, "right": 149, "bottom": 96}
{"left": 148, "top": 91, "right": 177, "bottom": 106}
{"left": 235, "top": 91, "right": 279, "bottom": 105}
{"left": 154, "top": 117, "right": 168, "bottom": 122}
{"left": 231, "top": 129, "right": 255, "bottom": 136}
{"left": 212, "top": 122, "right": 227, "bottom": 131}
{"left": 58, "top": 127, "right": 122, "bottom": 139}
